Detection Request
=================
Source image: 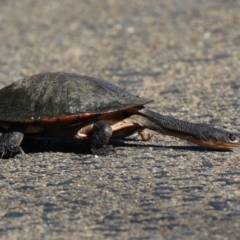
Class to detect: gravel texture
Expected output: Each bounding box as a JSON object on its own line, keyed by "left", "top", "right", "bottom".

{"left": 0, "top": 0, "right": 240, "bottom": 239}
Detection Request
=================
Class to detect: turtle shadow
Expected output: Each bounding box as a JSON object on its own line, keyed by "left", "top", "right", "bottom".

{"left": 120, "top": 142, "right": 231, "bottom": 152}
{"left": 17, "top": 137, "right": 229, "bottom": 155}
{"left": 21, "top": 138, "right": 91, "bottom": 155}
{"left": 20, "top": 137, "right": 126, "bottom": 155}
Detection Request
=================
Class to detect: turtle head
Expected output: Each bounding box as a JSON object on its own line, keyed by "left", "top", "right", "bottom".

{"left": 166, "top": 124, "right": 240, "bottom": 150}
{"left": 215, "top": 132, "right": 240, "bottom": 149}
{"left": 191, "top": 129, "right": 240, "bottom": 150}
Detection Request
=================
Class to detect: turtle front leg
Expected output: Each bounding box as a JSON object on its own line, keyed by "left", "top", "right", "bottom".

{"left": 0, "top": 124, "right": 26, "bottom": 157}
{"left": 90, "top": 120, "right": 113, "bottom": 155}
{"left": 0, "top": 131, "right": 25, "bottom": 157}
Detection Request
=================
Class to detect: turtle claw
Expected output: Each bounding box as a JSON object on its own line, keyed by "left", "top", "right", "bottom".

{"left": 0, "top": 145, "right": 24, "bottom": 158}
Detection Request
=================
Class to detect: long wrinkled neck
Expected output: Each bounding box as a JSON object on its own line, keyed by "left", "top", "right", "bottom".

{"left": 139, "top": 109, "right": 210, "bottom": 137}
{"left": 138, "top": 108, "right": 235, "bottom": 149}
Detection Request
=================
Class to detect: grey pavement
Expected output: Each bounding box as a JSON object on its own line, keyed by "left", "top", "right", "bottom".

{"left": 0, "top": 1, "right": 240, "bottom": 239}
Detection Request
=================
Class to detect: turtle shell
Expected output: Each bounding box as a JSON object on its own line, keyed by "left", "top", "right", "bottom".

{"left": 0, "top": 72, "right": 151, "bottom": 122}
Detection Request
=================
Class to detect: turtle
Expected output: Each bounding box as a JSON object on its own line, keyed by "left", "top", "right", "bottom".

{"left": 0, "top": 72, "right": 239, "bottom": 157}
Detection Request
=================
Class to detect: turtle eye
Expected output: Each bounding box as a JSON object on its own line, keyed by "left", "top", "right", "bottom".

{"left": 228, "top": 134, "right": 238, "bottom": 142}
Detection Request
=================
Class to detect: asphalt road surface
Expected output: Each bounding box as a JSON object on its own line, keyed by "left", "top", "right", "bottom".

{"left": 0, "top": 1, "right": 240, "bottom": 239}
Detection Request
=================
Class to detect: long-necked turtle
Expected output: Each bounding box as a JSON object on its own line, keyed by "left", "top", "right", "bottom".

{"left": 0, "top": 72, "right": 239, "bottom": 156}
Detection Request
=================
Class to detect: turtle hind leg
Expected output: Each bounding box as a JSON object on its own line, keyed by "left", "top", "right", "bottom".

{"left": 89, "top": 120, "right": 114, "bottom": 155}
{"left": 0, "top": 132, "right": 25, "bottom": 158}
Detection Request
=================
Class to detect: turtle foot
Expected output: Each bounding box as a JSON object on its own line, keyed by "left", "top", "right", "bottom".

{"left": 0, "top": 145, "right": 24, "bottom": 158}
{"left": 0, "top": 132, "right": 25, "bottom": 158}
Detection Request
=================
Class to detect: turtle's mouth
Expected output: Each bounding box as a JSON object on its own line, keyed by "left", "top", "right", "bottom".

{"left": 184, "top": 138, "right": 240, "bottom": 150}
